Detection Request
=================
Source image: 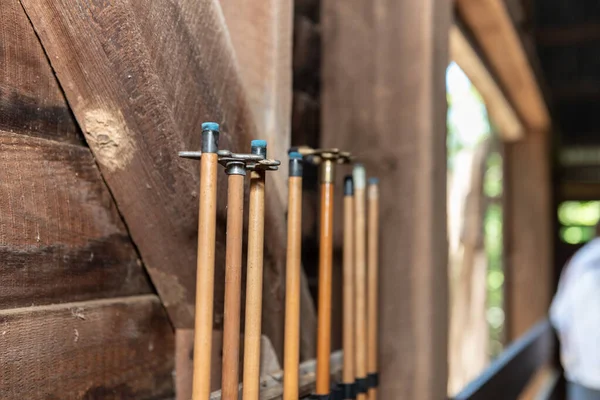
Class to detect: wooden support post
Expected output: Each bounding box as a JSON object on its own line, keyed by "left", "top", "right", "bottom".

{"left": 191, "top": 123, "right": 220, "bottom": 400}
{"left": 504, "top": 131, "right": 552, "bottom": 341}
{"left": 367, "top": 178, "right": 380, "bottom": 400}
{"left": 321, "top": 0, "right": 450, "bottom": 397}
{"left": 243, "top": 140, "right": 269, "bottom": 400}
{"left": 353, "top": 165, "right": 368, "bottom": 400}
{"left": 343, "top": 176, "right": 356, "bottom": 397}
{"left": 316, "top": 159, "right": 336, "bottom": 395}
{"left": 221, "top": 165, "right": 246, "bottom": 400}
{"left": 284, "top": 152, "right": 304, "bottom": 400}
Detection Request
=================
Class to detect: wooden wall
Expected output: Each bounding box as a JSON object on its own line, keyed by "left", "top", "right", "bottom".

{"left": 504, "top": 131, "right": 553, "bottom": 341}
{"left": 1, "top": 0, "right": 312, "bottom": 397}
{"left": 0, "top": 1, "right": 174, "bottom": 398}
{"left": 321, "top": 0, "right": 451, "bottom": 398}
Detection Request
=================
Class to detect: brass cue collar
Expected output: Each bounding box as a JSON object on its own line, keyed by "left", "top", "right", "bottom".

{"left": 289, "top": 146, "right": 353, "bottom": 183}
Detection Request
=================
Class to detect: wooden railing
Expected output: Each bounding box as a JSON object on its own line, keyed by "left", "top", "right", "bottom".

{"left": 453, "top": 319, "right": 556, "bottom": 400}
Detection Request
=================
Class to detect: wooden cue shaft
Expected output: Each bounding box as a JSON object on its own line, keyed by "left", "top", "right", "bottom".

{"left": 192, "top": 152, "right": 219, "bottom": 400}
{"left": 283, "top": 174, "right": 303, "bottom": 400}
{"left": 343, "top": 177, "right": 355, "bottom": 386}
{"left": 367, "top": 180, "right": 379, "bottom": 400}
{"left": 316, "top": 160, "right": 335, "bottom": 394}
{"left": 221, "top": 173, "right": 245, "bottom": 400}
{"left": 242, "top": 167, "right": 266, "bottom": 400}
{"left": 353, "top": 165, "right": 367, "bottom": 400}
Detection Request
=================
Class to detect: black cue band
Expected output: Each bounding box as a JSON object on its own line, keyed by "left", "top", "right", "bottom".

{"left": 367, "top": 372, "right": 379, "bottom": 388}
{"left": 331, "top": 385, "right": 343, "bottom": 400}
{"left": 338, "top": 382, "right": 357, "bottom": 399}
{"left": 308, "top": 394, "right": 330, "bottom": 400}
{"left": 356, "top": 377, "right": 368, "bottom": 394}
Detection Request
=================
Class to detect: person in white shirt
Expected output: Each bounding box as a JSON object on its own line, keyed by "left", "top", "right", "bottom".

{"left": 550, "top": 234, "right": 600, "bottom": 400}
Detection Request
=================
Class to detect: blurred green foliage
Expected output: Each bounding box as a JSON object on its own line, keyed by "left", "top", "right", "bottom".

{"left": 558, "top": 201, "right": 600, "bottom": 244}
{"left": 447, "top": 62, "right": 505, "bottom": 358}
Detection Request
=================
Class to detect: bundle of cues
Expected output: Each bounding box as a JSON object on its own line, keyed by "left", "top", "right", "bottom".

{"left": 180, "top": 122, "right": 380, "bottom": 400}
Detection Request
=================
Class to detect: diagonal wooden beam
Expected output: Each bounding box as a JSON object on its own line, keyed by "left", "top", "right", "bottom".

{"left": 18, "top": 0, "right": 315, "bottom": 358}
{"left": 450, "top": 25, "right": 524, "bottom": 141}
{"left": 456, "top": 0, "right": 551, "bottom": 133}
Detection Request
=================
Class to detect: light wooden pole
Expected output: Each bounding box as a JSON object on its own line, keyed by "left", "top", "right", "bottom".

{"left": 353, "top": 164, "right": 368, "bottom": 400}
{"left": 242, "top": 140, "right": 280, "bottom": 400}
{"left": 367, "top": 178, "right": 380, "bottom": 400}
{"left": 181, "top": 122, "right": 220, "bottom": 400}
{"left": 283, "top": 152, "right": 304, "bottom": 400}
{"left": 342, "top": 176, "right": 357, "bottom": 400}
{"left": 220, "top": 161, "right": 247, "bottom": 400}
{"left": 316, "top": 157, "right": 335, "bottom": 396}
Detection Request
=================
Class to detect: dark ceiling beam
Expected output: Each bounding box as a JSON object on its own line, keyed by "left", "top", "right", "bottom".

{"left": 551, "top": 81, "right": 600, "bottom": 101}
{"left": 536, "top": 23, "right": 600, "bottom": 47}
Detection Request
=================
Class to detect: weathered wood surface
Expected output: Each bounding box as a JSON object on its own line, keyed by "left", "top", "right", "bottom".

{"left": 19, "top": 0, "right": 317, "bottom": 357}
{"left": 208, "top": 351, "right": 343, "bottom": 400}
{"left": 219, "top": 0, "right": 292, "bottom": 201}
{"left": 175, "top": 330, "right": 282, "bottom": 400}
{"left": 0, "top": 131, "right": 152, "bottom": 309}
{"left": 0, "top": 0, "right": 80, "bottom": 144}
{"left": 504, "top": 131, "right": 552, "bottom": 341}
{"left": 321, "top": 0, "right": 450, "bottom": 398}
{"left": 0, "top": 295, "right": 175, "bottom": 399}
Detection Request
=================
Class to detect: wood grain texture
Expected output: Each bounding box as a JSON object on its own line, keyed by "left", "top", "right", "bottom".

{"left": 321, "top": 0, "right": 450, "bottom": 397}
{"left": 176, "top": 330, "right": 282, "bottom": 400}
{"left": 219, "top": 0, "right": 293, "bottom": 202}
{"left": 456, "top": 0, "right": 551, "bottom": 133}
{"left": 283, "top": 176, "right": 303, "bottom": 400}
{"left": 0, "top": 131, "right": 152, "bottom": 309}
{"left": 0, "top": 0, "right": 80, "bottom": 144}
{"left": 210, "top": 351, "right": 343, "bottom": 400}
{"left": 504, "top": 132, "right": 552, "bottom": 341}
{"left": 18, "top": 0, "right": 317, "bottom": 353}
{"left": 0, "top": 295, "right": 175, "bottom": 399}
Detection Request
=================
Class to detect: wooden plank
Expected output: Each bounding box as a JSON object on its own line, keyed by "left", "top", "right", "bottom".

{"left": 219, "top": 0, "right": 293, "bottom": 202}
{"left": 175, "top": 330, "right": 281, "bottom": 400}
{"left": 536, "top": 23, "right": 600, "bottom": 47}
{"left": 321, "top": 0, "right": 450, "bottom": 397}
{"left": 456, "top": 0, "right": 551, "bottom": 133}
{"left": 209, "top": 351, "right": 343, "bottom": 400}
{"left": 0, "top": 131, "right": 152, "bottom": 309}
{"left": 18, "top": 0, "right": 317, "bottom": 351}
{"left": 504, "top": 132, "right": 553, "bottom": 340}
{"left": 0, "top": 0, "right": 80, "bottom": 144}
{"left": 450, "top": 25, "right": 524, "bottom": 141}
{"left": 0, "top": 295, "right": 175, "bottom": 399}
{"left": 452, "top": 320, "right": 554, "bottom": 400}
{"left": 293, "top": 16, "right": 321, "bottom": 95}
{"left": 559, "top": 182, "right": 600, "bottom": 201}
{"left": 217, "top": 0, "right": 318, "bottom": 360}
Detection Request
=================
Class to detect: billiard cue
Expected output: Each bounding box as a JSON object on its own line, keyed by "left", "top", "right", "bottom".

{"left": 283, "top": 152, "right": 304, "bottom": 400}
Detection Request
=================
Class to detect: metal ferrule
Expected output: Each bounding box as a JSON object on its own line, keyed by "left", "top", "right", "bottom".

{"left": 289, "top": 158, "right": 303, "bottom": 177}
{"left": 201, "top": 129, "right": 219, "bottom": 153}
{"left": 225, "top": 161, "right": 246, "bottom": 176}
{"left": 251, "top": 145, "right": 267, "bottom": 158}
{"left": 344, "top": 176, "right": 354, "bottom": 196}
{"left": 320, "top": 159, "right": 335, "bottom": 183}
